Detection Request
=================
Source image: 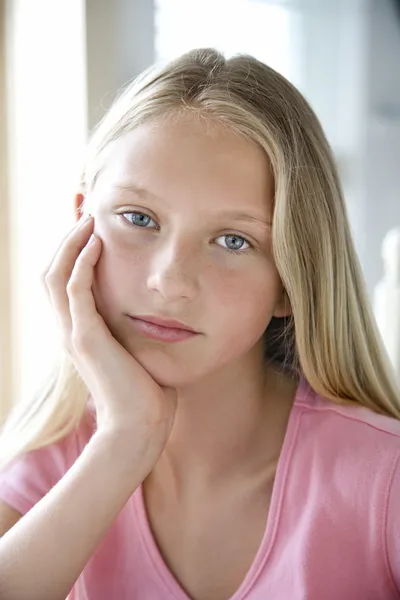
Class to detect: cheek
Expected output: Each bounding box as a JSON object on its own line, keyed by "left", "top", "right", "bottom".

{"left": 209, "top": 263, "right": 281, "bottom": 331}
{"left": 92, "top": 231, "right": 147, "bottom": 311}
{"left": 213, "top": 259, "right": 280, "bottom": 304}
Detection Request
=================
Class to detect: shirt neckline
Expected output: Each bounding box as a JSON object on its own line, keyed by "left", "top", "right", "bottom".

{"left": 134, "top": 376, "right": 307, "bottom": 600}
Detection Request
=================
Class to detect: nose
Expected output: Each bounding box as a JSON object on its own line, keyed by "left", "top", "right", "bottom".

{"left": 146, "top": 240, "right": 199, "bottom": 302}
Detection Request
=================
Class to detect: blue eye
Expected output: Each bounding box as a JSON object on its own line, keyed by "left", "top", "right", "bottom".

{"left": 215, "top": 234, "right": 251, "bottom": 253}
{"left": 120, "top": 213, "right": 252, "bottom": 254}
{"left": 123, "top": 212, "right": 158, "bottom": 228}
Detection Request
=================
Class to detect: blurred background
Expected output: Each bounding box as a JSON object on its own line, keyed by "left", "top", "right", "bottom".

{"left": 0, "top": 0, "right": 399, "bottom": 420}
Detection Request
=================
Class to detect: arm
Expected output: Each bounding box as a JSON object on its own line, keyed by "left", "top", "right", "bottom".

{"left": 386, "top": 451, "right": 400, "bottom": 596}
{"left": 0, "top": 431, "right": 150, "bottom": 600}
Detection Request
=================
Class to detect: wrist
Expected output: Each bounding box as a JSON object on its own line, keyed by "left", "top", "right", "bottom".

{"left": 88, "top": 427, "right": 157, "bottom": 479}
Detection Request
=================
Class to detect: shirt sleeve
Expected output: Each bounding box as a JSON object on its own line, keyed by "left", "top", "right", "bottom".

{"left": 386, "top": 451, "right": 400, "bottom": 595}
{"left": 0, "top": 417, "right": 93, "bottom": 515}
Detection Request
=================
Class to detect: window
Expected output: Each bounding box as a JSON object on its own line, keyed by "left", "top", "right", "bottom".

{"left": 155, "top": 0, "right": 302, "bottom": 87}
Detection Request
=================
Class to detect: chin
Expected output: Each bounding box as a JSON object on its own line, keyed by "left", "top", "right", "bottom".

{"left": 111, "top": 331, "right": 193, "bottom": 384}
{"left": 134, "top": 352, "right": 200, "bottom": 388}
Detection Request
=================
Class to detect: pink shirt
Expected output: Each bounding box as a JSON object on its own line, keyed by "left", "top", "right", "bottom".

{"left": 1, "top": 377, "right": 400, "bottom": 599}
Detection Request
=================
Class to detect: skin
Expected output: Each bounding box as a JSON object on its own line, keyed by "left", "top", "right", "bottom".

{"left": 76, "top": 113, "right": 298, "bottom": 501}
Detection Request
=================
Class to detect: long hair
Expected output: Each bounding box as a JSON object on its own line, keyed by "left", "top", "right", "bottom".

{"left": 1, "top": 48, "right": 399, "bottom": 470}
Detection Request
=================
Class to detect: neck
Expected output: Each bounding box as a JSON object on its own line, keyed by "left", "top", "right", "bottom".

{"left": 147, "top": 343, "right": 299, "bottom": 499}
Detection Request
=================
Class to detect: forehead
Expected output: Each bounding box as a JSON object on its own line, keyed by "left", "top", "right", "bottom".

{"left": 94, "top": 115, "right": 274, "bottom": 216}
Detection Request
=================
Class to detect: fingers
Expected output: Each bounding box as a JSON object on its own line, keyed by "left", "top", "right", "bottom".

{"left": 67, "top": 232, "right": 104, "bottom": 352}
{"left": 42, "top": 215, "right": 89, "bottom": 278}
{"left": 44, "top": 215, "right": 95, "bottom": 340}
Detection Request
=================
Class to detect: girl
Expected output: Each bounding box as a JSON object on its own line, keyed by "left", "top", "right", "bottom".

{"left": 0, "top": 48, "right": 399, "bottom": 600}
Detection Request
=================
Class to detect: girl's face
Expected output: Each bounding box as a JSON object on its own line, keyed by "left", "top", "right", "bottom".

{"left": 88, "top": 115, "right": 290, "bottom": 387}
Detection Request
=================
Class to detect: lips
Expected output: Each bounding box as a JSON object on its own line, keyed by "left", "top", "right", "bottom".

{"left": 127, "top": 315, "right": 198, "bottom": 343}
{"left": 130, "top": 315, "right": 198, "bottom": 332}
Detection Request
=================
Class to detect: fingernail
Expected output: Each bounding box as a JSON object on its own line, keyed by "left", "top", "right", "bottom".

{"left": 87, "top": 234, "right": 97, "bottom": 246}
{"left": 78, "top": 214, "right": 92, "bottom": 228}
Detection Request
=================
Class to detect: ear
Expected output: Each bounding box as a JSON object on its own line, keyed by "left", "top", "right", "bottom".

{"left": 273, "top": 288, "right": 292, "bottom": 318}
{"left": 74, "top": 192, "right": 85, "bottom": 221}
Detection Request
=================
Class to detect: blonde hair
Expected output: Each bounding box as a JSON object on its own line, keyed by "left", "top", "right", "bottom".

{"left": 1, "top": 48, "right": 399, "bottom": 470}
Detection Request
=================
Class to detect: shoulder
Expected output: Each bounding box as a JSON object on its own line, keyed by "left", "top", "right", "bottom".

{"left": 292, "top": 378, "right": 400, "bottom": 513}
{"left": 293, "top": 379, "right": 400, "bottom": 593}
{"left": 0, "top": 408, "right": 95, "bottom": 514}
{"left": 294, "top": 377, "right": 400, "bottom": 454}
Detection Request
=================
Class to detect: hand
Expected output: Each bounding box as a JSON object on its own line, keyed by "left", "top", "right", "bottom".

{"left": 43, "top": 215, "right": 177, "bottom": 469}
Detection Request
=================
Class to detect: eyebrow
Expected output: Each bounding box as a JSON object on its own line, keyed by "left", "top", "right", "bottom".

{"left": 112, "top": 183, "right": 272, "bottom": 228}
{"left": 112, "top": 183, "right": 162, "bottom": 201}
{"left": 218, "top": 210, "right": 272, "bottom": 228}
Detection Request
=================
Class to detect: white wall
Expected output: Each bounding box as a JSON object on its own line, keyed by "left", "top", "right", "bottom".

{"left": 0, "top": 0, "right": 13, "bottom": 422}
{"left": 5, "top": 0, "right": 87, "bottom": 405}
{"left": 85, "top": 0, "right": 155, "bottom": 130}
{"left": 363, "top": 0, "right": 400, "bottom": 295}
{"left": 298, "top": 0, "right": 400, "bottom": 298}
{"left": 154, "top": 0, "right": 302, "bottom": 87}
{"left": 299, "top": 0, "right": 369, "bottom": 269}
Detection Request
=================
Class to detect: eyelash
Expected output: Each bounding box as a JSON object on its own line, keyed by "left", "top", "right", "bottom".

{"left": 119, "top": 211, "right": 254, "bottom": 255}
